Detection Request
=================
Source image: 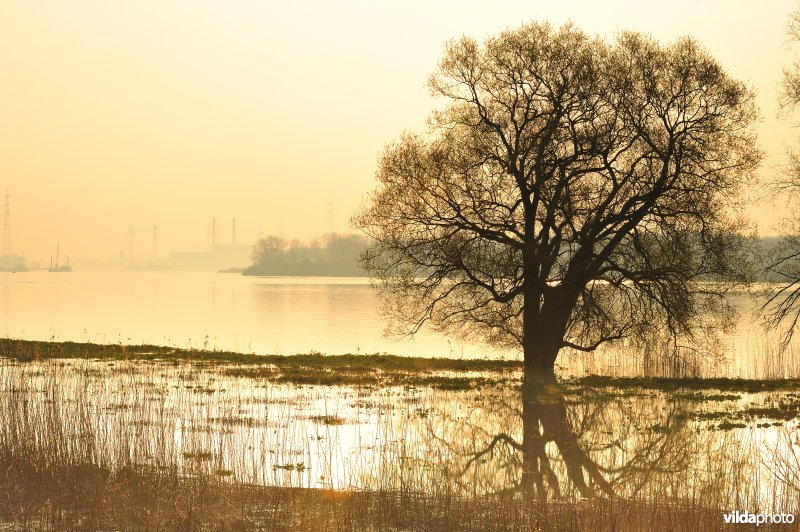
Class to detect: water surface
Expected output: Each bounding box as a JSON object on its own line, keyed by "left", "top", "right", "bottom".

{"left": 2, "top": 358, "right": 798, "bottom": 513}
{"left": 2, "top": 271, "right": 800, "bottom": 378}
{"left": 0, "top": 271, "right": 496, "bottom": 358}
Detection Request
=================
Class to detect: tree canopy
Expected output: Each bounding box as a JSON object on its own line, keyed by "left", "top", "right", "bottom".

{"left": 355, "top": 22, "right": 760, "bottom": 377}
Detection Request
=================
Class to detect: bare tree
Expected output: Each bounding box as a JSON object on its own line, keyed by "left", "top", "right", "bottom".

{"left": 764, "top": 8, "right": 800, "bottom": 346}
{"left": 354, "top": 22, "right": 760, "bottom": 378}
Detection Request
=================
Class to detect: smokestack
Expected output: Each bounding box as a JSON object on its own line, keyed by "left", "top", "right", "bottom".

{"left": 232, "top": 218, "right": 236, "bottom": 245}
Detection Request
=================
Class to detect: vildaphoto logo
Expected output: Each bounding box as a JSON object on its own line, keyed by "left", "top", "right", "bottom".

{"left": 723, "top": 511, "right": 795, "bottom": 525}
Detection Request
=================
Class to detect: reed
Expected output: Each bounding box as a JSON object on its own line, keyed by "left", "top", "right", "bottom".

{"left": 0, "top": 355, "right": 797, "bottom": 529}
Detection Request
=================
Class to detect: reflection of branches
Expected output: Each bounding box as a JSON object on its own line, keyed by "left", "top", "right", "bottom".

{"left": 461, "top": 433, "right": 522, "bottom": 473}
{"left": 532, "top": 394, "right": 614, "bottom": 499}
{"left": 437, "top": 382, "right": 692, "bottom": 502}
{"left": 421, "top": 389, "right": 524, "bottom": 495}
{"left": 762, "top": 426, "right": 800, "bottom": 494}
{"left": 596, "top": 411, "right": 690, "bottom": 498}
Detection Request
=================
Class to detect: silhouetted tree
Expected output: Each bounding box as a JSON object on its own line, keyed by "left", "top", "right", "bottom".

{"left": 764, "top": 8, "right": 800, "bottom": 345}
{"left": 355, "top": 22, "right": 760, "bottom": 378}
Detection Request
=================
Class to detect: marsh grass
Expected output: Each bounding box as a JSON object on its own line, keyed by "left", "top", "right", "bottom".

{"left": 0, "top": 349, "right": 800, "bottom": 529}
{"left": 0, "top": 453, "right": 736, "bottom": 531}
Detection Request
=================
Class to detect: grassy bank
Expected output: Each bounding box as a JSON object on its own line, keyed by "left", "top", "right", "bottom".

{"left": 0, "top": 338, "right": 522, "bottom": 390}
{"left": 5, "top": 338, "right": 800, "bottom": 392}
{"left": 0, "top": 338, "right": 521, "bottom": 370}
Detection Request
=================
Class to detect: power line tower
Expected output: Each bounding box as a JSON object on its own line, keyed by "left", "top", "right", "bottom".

{"left": 152, "top": 224, "right": 159, "bottom": 262}
{"left": 126, "top": 224, "right": 134, "bottom": 263}
{"left": 2, "top": 189, "right": 11, "bottom": 258}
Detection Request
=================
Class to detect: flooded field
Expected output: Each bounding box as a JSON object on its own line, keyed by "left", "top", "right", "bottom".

{"left": 1, "top": 354, "right": 799, "bottom": 528}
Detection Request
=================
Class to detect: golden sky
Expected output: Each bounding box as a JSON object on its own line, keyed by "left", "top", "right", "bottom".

{"left": 0, "top": 0, "right": 796, "bottom": 261}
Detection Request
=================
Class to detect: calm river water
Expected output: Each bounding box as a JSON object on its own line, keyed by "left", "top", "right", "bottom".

{"left": 0, "top": 271, "right": 497, "bottom": 358}
{"left": 1, "top": 270, "right": 798, "bottom": 377}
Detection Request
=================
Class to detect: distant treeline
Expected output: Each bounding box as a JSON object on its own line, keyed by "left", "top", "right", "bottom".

{"left": 243, "top": 233, "right": 367, "bottom": 276}
{"left": 242, "top": 234, "right": 795, "bottom": 278}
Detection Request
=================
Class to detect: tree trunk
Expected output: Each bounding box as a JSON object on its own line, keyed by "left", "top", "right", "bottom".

{"left": 522, "top": 293, "right": 563, "bottom": 380}
{"left": 520, "top": 388, "right": 547, "bottom": 499}
{"left": 522, "top": 335, "right": 560, "bottom": 380}
{"left": 522, "top": 248, "right": 560, "bottom": 380}
{"left": 521, "top": 243, "right": 573, "bottom": 380}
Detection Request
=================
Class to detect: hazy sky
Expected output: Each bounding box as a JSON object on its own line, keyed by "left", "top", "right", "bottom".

{"left": 0, "top": 0, "right": 796, "bottom": 262}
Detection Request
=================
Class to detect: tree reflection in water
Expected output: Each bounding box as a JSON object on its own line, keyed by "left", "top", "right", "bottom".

{"left": 445, "top": 379, "right": 691, "bottom": 502}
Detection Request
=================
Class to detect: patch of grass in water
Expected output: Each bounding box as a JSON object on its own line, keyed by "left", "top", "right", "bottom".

{"left": 671, "top": 392, "right": 741, "bottom": 402}
{"left": 182, "top": 452, "right": 214, "bottom": 461}
{"left": 574, "top": 375, "right": 800, "bottom": 393}
{"left": 273, "top": 462, "right": 307, "bottom": 472}
{"left": 417, "top": 376, "right": 493, "bottom": 391}
{"left": 309, "top": 415, "right": 346, "bottom": 426}
{"left": 225, "top": 366, "right": 504, "bottom": 390}
{"left": 676, "top": 411, "right": 729, "bottom": 422}
{"left": 741, "top": 400, "right": 800, "bottom": 421}
{"left": 716, "top": 421, "right": 747, "bottom": 430}
{"left": 0, "top": 338, "right": 521, "bottom": 372}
